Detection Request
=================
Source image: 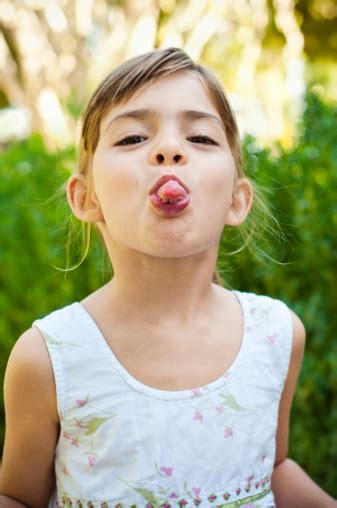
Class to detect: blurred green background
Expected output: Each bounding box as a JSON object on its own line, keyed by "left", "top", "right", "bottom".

{"left": 0, "top": 0, "right": 336, "bottom": 498}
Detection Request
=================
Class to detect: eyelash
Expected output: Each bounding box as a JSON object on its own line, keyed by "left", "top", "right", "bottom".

{"left": 115, "top": 134, "right": 218, "bottom": 146}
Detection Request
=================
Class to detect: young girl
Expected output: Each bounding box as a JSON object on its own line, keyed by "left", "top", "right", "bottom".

{"left": 0, "top": 47, "right": 335, "bottom": 508}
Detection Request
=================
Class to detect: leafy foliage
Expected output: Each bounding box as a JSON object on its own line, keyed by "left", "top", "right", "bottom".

{"left": 0, "top": 92, "right": 336, "bottom": 494}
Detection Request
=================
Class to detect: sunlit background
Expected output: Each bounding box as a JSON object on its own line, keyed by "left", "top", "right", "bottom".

{"left": 0, "top": 0, "right": 336, "bottom": 150}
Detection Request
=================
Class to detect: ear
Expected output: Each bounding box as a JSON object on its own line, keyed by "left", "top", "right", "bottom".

{"left": 225, "top": 177, "right": 254, "bottom": 226}
{"left": 66, "top": 173, "right": 104, "bottom": 223}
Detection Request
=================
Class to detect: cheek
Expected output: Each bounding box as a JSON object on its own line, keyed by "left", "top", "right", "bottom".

{"left": 198, "top": 153, "right": 235, "bottom": 206}
{"left": 92, "top": 152, "right": 142, "bottom": 209}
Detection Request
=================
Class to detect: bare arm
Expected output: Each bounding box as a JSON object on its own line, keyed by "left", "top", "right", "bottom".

{"left": 271, "top": 309, "right": 336, "bottom": 507}
{"left": 0, "top": 327, "right": 60, "bottom": 507}
{"left": 0, "top": 496, "right": 27, "bottom": 507}
{"left": 273, "top": 458, "right": 336, "bottom": 507}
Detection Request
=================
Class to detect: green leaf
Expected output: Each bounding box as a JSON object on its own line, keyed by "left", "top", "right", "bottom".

{"left": 132, "top": 488, "right": 159, "bottom": 503}
{"left": 220, "top": 393, "right": 247, "bottom": 412}
{"left": 40, "top": 330, "right": 81, "bottom": 347}
{"left": 84, "top": 417, "right": 111, "bottom": 436}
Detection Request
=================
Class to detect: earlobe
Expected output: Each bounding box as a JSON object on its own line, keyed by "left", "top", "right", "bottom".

{"left": 226, "top": 178, "right": 254, "bottom": 227}
{"left": 66, "top": 173, "right": 104, "bottom": 223}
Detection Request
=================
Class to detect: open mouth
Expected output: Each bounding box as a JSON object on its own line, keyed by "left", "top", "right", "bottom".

{"left": 149, "top": 174, "right": 190, "bottom": 196}
{"left": 149, "top": 178, "right": 190, "bottom": 216}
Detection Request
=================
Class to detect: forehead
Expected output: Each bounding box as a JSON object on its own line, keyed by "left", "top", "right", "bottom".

{"left": 100, "top": 71, "right": 220, "bottom": 129}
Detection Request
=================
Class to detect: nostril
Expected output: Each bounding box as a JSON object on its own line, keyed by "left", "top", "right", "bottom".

{"left": 155, "top": 153, "right": 182, "bottom": 163}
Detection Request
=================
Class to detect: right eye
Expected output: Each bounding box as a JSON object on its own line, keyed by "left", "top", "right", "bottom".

{"left": 115, "top": 135, "right": 147, "bottom": 145}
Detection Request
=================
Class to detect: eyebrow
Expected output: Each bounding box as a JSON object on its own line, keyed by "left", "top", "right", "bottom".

{"left": 104, "top": 108, "right": 225, "bottom": 133}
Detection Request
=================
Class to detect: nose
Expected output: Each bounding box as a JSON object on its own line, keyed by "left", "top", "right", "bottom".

{"left": 148, "top": 135, "right": 188, "bottom": 166}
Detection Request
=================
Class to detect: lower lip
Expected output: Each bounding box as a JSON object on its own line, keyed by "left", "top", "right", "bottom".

{"left": 149, "top": 194, "right": 190, "bottom": 217}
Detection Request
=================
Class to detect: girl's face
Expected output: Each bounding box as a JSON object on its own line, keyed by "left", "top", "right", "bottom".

{"left": 77, "top": 71, "right": 251, "bottom": 258}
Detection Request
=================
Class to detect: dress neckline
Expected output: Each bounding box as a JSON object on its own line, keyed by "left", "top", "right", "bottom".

{"left": 75, "top": 289, "right": 252, "bottom": 401}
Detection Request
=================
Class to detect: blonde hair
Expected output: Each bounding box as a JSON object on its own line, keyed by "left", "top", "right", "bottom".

{"left": 59, "top": 47, "right": 284, "bottom": 285}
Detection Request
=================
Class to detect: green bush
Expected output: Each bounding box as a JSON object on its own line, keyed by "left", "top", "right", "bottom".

{"left": 0, "top": 92, "right": 336, "bottom": 495}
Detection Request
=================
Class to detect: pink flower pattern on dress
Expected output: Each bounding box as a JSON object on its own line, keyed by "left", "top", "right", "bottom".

{"left": 112, "top": 461, "right": 271, "bottom": 507}
{"left": 191, "top": 388, "right": 203, "bottom": 397}
{"left": 267, "top": 333, "right": 278, "bottom": 344}
{"left": 224, "top": 426, "right": 233, "bottom": 438}
{"left": 192, "top": 409, "right": 203, "bottom": 423}
{"left": 88, "top": 455, "right": 96, "bottom": 466}
{"left": 76, "top": 396, "right": 89, "bottom": 407}
{"left": 48, "top": 294, "right": 280, "bottom": 507}
{"left": 215, "top": 405, "right": 224, "bottom": 415}
{"left": 160, "top": 466, "right": 173, "bottom": 477}
{"left": 59, "top": 394, "right": 117, "bottom": 469}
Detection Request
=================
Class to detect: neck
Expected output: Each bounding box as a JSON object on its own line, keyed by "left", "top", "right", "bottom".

{"left": 98, "top": 244, "right": 223, "bottom": 327}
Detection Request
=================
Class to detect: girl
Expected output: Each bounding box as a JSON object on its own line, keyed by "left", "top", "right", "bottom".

{"left": 0, "top": 47, "right": 335, "bottom": 508}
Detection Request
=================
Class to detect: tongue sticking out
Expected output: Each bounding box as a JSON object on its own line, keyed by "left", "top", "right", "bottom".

{"left": 156, "top": 180, "right": 188, "bottom": 204}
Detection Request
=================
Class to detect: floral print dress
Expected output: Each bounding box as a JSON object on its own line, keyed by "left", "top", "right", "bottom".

{"left": 32, "top": 290, "right": 293, "bottom": 508}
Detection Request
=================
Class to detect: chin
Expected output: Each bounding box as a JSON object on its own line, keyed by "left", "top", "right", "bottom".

{"left": 144, "top": 239, "right": 213, "bottom": 259}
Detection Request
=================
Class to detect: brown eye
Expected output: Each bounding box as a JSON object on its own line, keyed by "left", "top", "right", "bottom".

{"left": 188, "top": 135, "right": 217, "bottom": 145}
{"left": 116, "top": 135, "right": 147, "bottom": 145}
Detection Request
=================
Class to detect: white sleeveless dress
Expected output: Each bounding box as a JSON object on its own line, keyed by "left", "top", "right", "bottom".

{"left": 32, "top": 290, "right": 293, "bottom": 508}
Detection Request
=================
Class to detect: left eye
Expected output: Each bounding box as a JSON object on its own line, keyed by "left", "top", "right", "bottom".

{"left": 188, "top": 135, "right": 217, "bottom": 145}
{"left": 116, "top": 135, "right": 147, "bottom": 145}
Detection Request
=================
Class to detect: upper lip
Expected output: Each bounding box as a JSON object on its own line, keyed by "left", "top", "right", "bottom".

{"left": 149, "top": 174, "right": 190, "bottom": 195}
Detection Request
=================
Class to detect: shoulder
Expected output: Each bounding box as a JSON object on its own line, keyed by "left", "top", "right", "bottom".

{"left": 274, "top": 306, "right": 306, "bottom": 464}
{"left": 288, "top": 306, "right": 306, "bottom": 358}
{"left": 278, "top": 303, "right": 306, "bottom": 381}
{"left": 286, "top": 306, "right": 306, "bottom": 379}
{"left": 8, "top": 326, "right": 53, "bottom": 372}
{"left": 5, "top": 326, "right": 58, "bottom": 423}
{"left": 259, "top": 291, "right": 305, "bottom": 354}
{"left": 234, "top": 289, "right": 305, "bottom": 352}
{"left": 239, "top": 290, "right": 286, "bottom": 312}
{"left": 244, "top": 291, "right": 305, "bottom": 332}
{"left": 242, "top": 291, "right": 306, "bottom": 372}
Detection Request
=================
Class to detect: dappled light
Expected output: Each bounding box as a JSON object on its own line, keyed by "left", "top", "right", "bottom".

{"left": 0, "top": 0, "right": 336, "bottom": 149}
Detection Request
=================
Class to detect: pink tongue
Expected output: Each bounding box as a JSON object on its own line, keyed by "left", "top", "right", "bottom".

{"left": 157, "top": 180, "right": 188, "bottom": 204}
